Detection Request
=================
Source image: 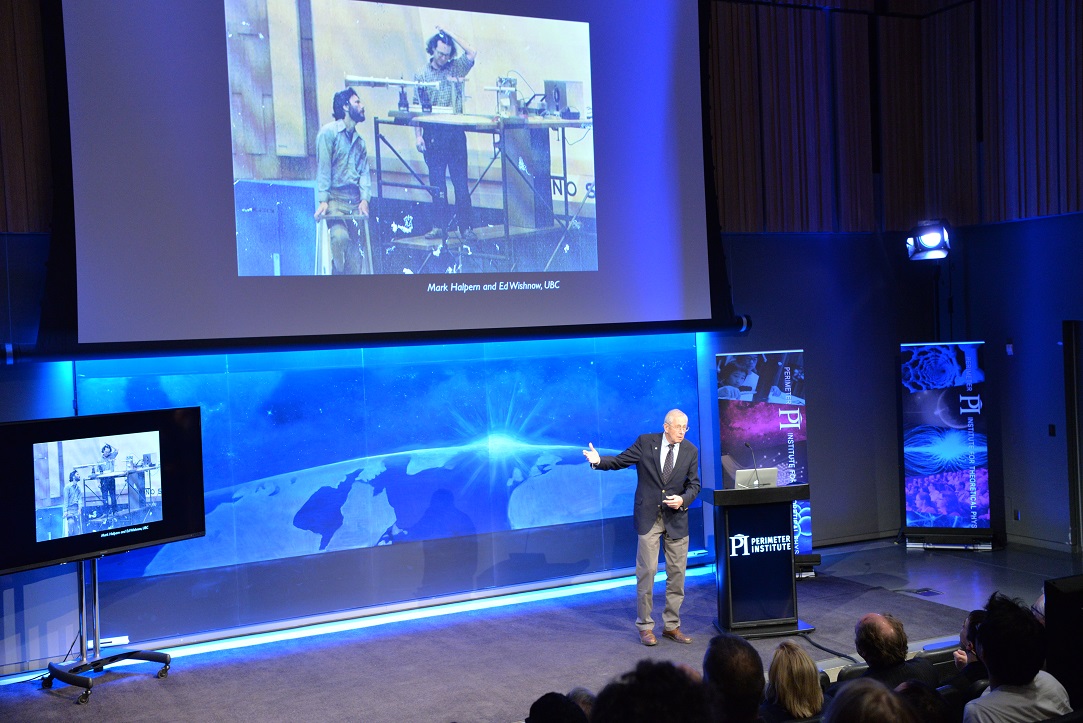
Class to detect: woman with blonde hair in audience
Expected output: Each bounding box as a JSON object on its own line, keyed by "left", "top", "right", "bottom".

{"left": 760, "top": 640, "right": 824, "bottom": 722}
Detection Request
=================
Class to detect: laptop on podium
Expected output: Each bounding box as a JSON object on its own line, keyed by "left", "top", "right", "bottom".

{"left": 734, "top": 467, "right": 778, "bottom": 489}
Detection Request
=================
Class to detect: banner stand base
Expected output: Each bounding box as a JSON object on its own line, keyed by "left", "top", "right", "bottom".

{"left": 905, "top": 539, "right": 992, "bottom": 551}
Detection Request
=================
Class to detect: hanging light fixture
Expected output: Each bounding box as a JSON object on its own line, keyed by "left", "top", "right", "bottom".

{"left": 906, "top": 220, "right": 950, "bottom": 261}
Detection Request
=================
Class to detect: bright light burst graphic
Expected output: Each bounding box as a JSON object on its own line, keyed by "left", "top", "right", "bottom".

{"left": 903, "top": 424, "right": 988, "bottom": 475}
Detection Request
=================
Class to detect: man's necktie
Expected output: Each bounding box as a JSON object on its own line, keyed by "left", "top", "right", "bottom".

{"left": 662, "top": 443, "right": 675, "bottom": 486}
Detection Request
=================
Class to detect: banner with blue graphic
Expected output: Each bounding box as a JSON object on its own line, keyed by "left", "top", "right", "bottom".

{"left": 900, "top": 342, "right": 991, "bottom": 535}
{"left": 716, "top": 351, "right": 811, "bottom": 554}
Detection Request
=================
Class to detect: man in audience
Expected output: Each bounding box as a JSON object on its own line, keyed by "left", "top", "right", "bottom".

{"left": 823, "top": 678, "right": 919, "bottom": 723}
{"left": 895, "top": 679, "right": 952, "bottom": 723}
{"left": 963, "top": 592, "right": 1072, "bottom": 723}
{"left": 853, "top": 612, "right": 940, "bottom": 689}
{"left": 524, "top": 691, "right": 588, "bottom": 723}
{"left": 942, "top": 608, "right": 989, "bottom": 691}
{"left": 702, "top": 633, "right": 766, "bottom": 723}
{"left": 565, "top": 687, "right": 595, "bottom": 719}
{"left": 591, "top": 659, "right": 713, "bottom": 723}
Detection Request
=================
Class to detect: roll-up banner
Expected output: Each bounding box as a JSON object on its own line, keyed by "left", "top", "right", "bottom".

{"left": 900, "top": 342, "right": 992, "bottom": 547}
{"left": 716, "top": 351, "right": 811, "bottom": 554}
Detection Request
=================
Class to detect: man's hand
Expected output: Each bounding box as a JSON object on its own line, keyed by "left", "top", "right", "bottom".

{"left": 435, "top": 25, "right": 476, "bottom": 61}
{"left": 583, "top": 442, "right": 601, "bottom": 466}
{"left": 358, "top": 199, "right": 369, "bottom": 217}
{"left": 314, "top": 202, "right": 328, "bottom": 220}
{"left": 416, "top": 136, "right": 426, "bottom": 153}
{"left": 953, "top": 648, "right": 969, "bottom": 670}
{"left": 664, "top": 494, "right": 684, "bottom": 510}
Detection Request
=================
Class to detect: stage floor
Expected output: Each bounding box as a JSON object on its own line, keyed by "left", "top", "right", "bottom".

{"left": 817, "top": 538, "right": 1082, "bottom": 614}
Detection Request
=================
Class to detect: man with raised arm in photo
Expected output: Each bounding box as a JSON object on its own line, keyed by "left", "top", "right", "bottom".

{"left": 314, "top": 87, "right": 371, "bottom": 275}
{"left": 583, "top": 409, "right": 701, "bottom": 646}
{"left": 99, "top": 443, "right": 119, "bottom": 515}
{"left": 413, "top": 26, "right": 477, "bottom": 252}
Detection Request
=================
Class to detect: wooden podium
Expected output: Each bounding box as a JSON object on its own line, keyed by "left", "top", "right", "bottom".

{"left": 706, "top": 484, "right": 813, "bottom": 639}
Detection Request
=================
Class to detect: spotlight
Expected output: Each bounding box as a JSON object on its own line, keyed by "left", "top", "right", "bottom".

{"left": 906, "top": 220, "right": 950, "bottom": 261}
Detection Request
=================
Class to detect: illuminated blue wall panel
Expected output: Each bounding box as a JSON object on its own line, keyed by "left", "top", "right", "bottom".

{"left": 73, "top": 334, "right": 701, "bottom": 643}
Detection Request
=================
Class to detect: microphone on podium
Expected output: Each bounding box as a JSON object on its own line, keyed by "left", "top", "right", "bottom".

{"left": 744, "top": 442, "right": 763, "bottom": 488}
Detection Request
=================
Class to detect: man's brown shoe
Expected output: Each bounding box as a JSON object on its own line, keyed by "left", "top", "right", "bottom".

{"left": 662, "top": 627, "right": 692, "bottom": 644}
{"left": 639, "top": 630, "right": 658, "bottom": 646}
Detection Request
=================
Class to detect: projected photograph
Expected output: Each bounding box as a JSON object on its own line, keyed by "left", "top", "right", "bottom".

{"left": 33, "top": 432, "right": 164, "bottom": 542}
{"left": 717, "top": 352, "right": 806, "bottom": 404}
{"left": 900, "top": 342, "right": 990, "bottom": 530}
{"left": 227, "top": 0, "right": 597, "bottom": 276}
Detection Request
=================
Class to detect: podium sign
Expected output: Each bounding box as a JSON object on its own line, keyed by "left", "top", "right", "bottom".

{"left": 708, "top": 485, "right": 813, "bottom": 638}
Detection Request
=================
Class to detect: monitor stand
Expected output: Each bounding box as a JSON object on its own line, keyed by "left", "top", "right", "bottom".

{"left": 41, "top": 558, "right": 170, "bottom": 705}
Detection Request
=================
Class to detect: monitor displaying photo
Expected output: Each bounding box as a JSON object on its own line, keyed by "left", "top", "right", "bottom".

{"left": 0, "top": 408, "right": 206, "bottom": 576}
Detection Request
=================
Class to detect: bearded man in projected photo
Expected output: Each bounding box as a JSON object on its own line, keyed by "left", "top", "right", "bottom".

{"left": 314, "top": 87, "right": 372, "bottom": 275}
{"left": 65, "top": 469, "right": 83, "bottom": 536}
{"left": 413, "top": 26, "right": 478, "bottom": 252}
{"left": 583, "top": 409, "right": 701, "bottom": 646}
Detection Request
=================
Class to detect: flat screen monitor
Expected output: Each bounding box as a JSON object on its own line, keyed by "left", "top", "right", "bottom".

{"left": 734, "top": 468, "right": 778, "bottom": 490}
{"left": 50, "top": 0, "right": 732, "bottom": 347}
{"left": 0, "top": 407, "right": 206, "bottom": 576}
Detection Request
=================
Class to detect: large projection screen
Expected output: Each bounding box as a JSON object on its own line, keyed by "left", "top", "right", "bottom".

{"left": 61, "top": 0, "right": 718, "bottom": 345}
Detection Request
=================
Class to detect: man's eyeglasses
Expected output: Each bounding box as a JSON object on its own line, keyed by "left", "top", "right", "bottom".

{"left": 666, "top": 423, "right": 689, "bottom": 432}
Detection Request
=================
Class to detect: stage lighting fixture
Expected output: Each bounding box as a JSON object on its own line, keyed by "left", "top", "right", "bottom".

{"left": 906, "top": 220, "right": 950, "bottom": 261}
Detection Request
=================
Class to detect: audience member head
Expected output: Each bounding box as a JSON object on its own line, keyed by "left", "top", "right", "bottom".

{"left": 524, "top": 691, "right": 587, "bottom": 723}
{"left": 764, "top": 640, "right": 823, "bottom": 720}
{"left": 975, "top": 591, "right": 1047, "bottom": 686}
{"left": 565, "top": 687, "right": 595, "bottom": 719}
{"left": 895, "top": 679, "right": 952, "bottom": 723}
{"left": 959, "top": 608, "right": 986, "bottom": 664}
{"left": 854, "top": 613, "right": 908, "bottom": 670}
{"left": 702, "top": 633, "right": 765, "bottom": 723}
{"left": 822, "top": 678, "right": 918, "bottom": 723}
{"left": 591, "top": 659, "right": 712, "bottom": 723}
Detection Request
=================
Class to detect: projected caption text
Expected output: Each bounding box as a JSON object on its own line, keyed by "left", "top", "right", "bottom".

{"left": 426, "top": 280, "right": 561, "bottom": 293}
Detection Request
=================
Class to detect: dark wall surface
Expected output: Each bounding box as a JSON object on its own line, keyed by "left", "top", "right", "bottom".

{"left": 952, "top": 212, "right": 1083, "bottom": 550}
{"left": 719, "top": 231, "right": 938, "bottom": 544}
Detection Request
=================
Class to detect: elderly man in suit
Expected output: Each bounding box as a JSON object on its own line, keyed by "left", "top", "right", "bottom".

{"left": 584, "top": 409, "right": 701, "bottom": 646}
